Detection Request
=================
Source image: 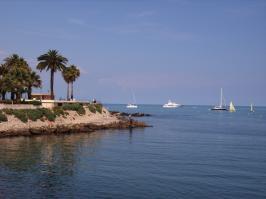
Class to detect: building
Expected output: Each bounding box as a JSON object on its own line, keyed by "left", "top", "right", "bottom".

{"left": 31, "top": 93, "right": 53, "bottom": 100}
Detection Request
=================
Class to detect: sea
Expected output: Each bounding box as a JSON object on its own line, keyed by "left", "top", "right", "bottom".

{"left": 0, "top": 105, "right": 266, "bottom": 198}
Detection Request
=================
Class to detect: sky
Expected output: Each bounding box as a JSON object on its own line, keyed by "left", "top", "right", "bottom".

{"left": 0, "top": 0, "right": 265, "bottom": 105}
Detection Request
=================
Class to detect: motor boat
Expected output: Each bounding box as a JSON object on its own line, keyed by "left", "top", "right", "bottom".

{"left": 163, "top": 100, "right": 182, "bottom": 108}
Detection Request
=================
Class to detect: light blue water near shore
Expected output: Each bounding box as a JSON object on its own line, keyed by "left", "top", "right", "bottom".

{"left": 0, "top": 105, "right": 266, "bottom": 198}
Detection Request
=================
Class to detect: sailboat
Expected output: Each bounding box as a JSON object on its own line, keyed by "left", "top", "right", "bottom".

{"left": 126, "top": 92, "right": 138, "bottom": 109}
{"left": 211, "top": 88, "right": 227, "bottom": 111}
{"left": 250, "top": 103, "right": 254, "bottom": 112}
{"left": 229, "top": 101, "right": 236, "bottom": 112}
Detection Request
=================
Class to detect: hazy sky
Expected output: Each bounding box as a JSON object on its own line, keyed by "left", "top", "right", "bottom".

{"left": 0, "top": 0, "right": 265, "bottom": 105}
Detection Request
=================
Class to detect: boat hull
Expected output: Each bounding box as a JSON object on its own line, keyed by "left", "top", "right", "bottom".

{"left": 163, "top": 105, "right": 182, "bottom": 108}
{"left": 126, "top": 105, "right": 138, "bottom": 109}
{"left": 211, "top": 107, "right": 227, "bottom": 111}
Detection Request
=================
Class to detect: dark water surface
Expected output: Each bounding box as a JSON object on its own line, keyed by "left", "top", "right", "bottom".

{"left": 0, "top": 105, "right": 266, "bottom": 198}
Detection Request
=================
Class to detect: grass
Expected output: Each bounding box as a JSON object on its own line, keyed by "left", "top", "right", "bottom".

{"left": 62, "top": 103, "right": 85, "bottom": 115}
{"left": 0, "top": 103, "right": 103, "bottom": 123}
{"left": 2, "top": 108, "right": 56, "bottom": 123}
{"left": 87, "top": 103, "right": 103, "bottom": 113}
{"left": 87, "top": 104, "right": 96, "bottom": 113}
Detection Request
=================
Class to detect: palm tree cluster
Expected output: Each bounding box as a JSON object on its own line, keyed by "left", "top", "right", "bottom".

{"left": 0, "top": 54, "right": 41, "bottom": 101}
{"left": 37, "top": 49, "right": 80, "bottom": 100}
{"left": 0, "top": 49, "right": 81, "bottom": 102}
{"left": 62, "top": 65, "right": 80, "bottom": 100}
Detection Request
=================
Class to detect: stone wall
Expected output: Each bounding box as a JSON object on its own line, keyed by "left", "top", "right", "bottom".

{"left": 0, "top": 104, "right": 40, "bottom": 110}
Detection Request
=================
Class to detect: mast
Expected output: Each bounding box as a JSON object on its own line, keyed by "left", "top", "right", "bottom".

{"left": 220, "top": 88, "right": 223, "bottom": 107}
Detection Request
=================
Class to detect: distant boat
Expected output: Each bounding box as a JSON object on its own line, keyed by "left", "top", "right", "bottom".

{"left": 250, "top": 103, "right": 255, "bottom": 112}
{"left": 229, "top": 101, "right": 236, "bottom": 112}
{"left": 127, "top": 91, "right": 138, "bottom": 109}
{"left": 163, "top": 100, "right": 182, "bottom": 108}
{"left": 211, "top": 88, "right": 227, "bottom": 111}
{"left": 126, "top": 104, "right": 138, "bottom": 109}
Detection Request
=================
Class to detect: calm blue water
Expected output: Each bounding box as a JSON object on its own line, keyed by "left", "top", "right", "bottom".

{"left": 0, "top": 105, "right": 266, "bottom": 198}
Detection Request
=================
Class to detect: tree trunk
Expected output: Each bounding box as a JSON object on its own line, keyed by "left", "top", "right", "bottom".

{"left": 27, "top": 86, "right": 32, "bottom": 99}
{"left": 11, "top": 92, "right": 15, "bottom": 100}
{"left": 67, "top": 82, "right": 70, "bottom": 100}
{"left": 15, "top": 92, "right": 21, "bottom": 101}
{"left": 71, "top": 82, "right": 74, "bottom": 100}
{"left": 50, "top": 69, "right": 55, "bottom": 100}
{"left": 1, "top": 91, "right": 6, "bottom": 100}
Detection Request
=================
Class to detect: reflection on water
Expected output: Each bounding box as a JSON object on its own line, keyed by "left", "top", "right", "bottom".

{"left": 0, "top": 132, "right": 110, "bottom": 198}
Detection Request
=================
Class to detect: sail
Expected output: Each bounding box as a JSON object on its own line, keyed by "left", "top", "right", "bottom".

{"left": 250, "top": 104, "right": 254, "bottom": 112}
{"left": 229, "top": 101, "right": 236, "bottom": 112}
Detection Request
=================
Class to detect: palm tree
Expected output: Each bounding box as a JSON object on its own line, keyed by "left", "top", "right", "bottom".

{"left": 62, "top": 67, "right": 72, "bottom": 100}
{"left": 27, "top": 71, "right": 42, "bottom": 99}
{"left": 69, "top": 65, "right": 80, "bottom": 100}
{"left": 37, "top": 50, "right": 68, "bottom": 99}
{"left": 62, "top": 65, "right": 80, "bottom": 100}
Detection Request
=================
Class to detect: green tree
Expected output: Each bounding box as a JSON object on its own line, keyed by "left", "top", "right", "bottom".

{"left": 27, "top": 71, "right": 42, "bottom": 99}
{"left": 62, "top": 65, "right": 80, "bottom": 100}
{"left": 62, "top": 67, "right": 72, "bottom": 100}
{"left": 1, "top": 61, "right": 31, "bottom": 101}
{"left": 37, "top": 50, "right": 68, "bottom": 99}
{"left": 0, "top": 54, "right": 33, "bottom": 101}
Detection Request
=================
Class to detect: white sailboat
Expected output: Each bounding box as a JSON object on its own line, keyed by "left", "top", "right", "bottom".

{"left": 250, "top": 103, "right": 254, "bottom": 112}
{"left": 229, "top": 101, "right": 236, "bottom": 112}
{"left": 163, "top": 100, "right": 182, "bottom": 108}
{"left": 211, "top": 88, "right": 227, "bottom": 111}
{"left": 126, "top": 92, "right": 138, "bottom": 109}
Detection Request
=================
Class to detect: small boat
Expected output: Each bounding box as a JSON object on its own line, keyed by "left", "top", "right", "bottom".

{"left": 229, "top": 101, "right": 236, "bottom": 112}
{"left": 126, "top": 104, "right": 138, "bottom": 109}
{"left": 163, "top": 100, "right": 182, "bottom": 108}
{"left": 250, "top": 103, "right": 255, "bottom": 112}
{"left": 211, "top": 88, "right": 227, "bottom": 111}
{"left": 126, "top": 91, "right": 138, "bottom": 109}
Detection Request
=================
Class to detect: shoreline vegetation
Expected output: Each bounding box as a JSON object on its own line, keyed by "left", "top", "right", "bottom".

{"left": 0, "top": 50, "right": 149, "bottom": 138}
{"left": 0, "top": 104, "right": 148, "bottom": 138}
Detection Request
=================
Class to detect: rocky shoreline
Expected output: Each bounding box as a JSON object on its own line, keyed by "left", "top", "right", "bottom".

{"left": 0, "top": 119, "right": 148, "bottom": 138}
{"left": 0, "top": 107, "right": 149, "bottom": 138}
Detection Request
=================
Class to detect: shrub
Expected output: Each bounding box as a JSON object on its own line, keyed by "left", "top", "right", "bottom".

{"left": 31, "top": 100, "right": 42, "bottom": 106}
{"left": 13, "top": 110, "right": 28, "bottom": 123}
{"left": 95, "top": 104, "right": 103, "bottom": 113}
{"left": 53, "top": 107, "right": 66, "bottom": 117}
{"left": 2, "top": 108, "right": 14, "bottom": 115}
{"left": 0, "top": 111, "right": 8, "bottom": 122}
{"left": 87, "top": 104, "right": 96, "bottom": 113}
{"left": 41, "top": 108, "right": 56, "bottom": 121}
{"left": 27, "top": 109, "right": 44, "bottom": 121}
{"left": 62, "top": 103, "right": 85, "bottom": 115}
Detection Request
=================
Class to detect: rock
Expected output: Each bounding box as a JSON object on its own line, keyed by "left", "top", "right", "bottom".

{"left": 110, "top": 111, "right": 151, "bottom": 117}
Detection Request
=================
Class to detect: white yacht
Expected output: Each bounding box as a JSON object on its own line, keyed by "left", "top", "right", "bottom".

{"left": 126, "top": 104, "right": 138, "bottom": 109}
{"left": 211, "top": 88, "right": 227, "bottom": 111}
{"left": 163, "top": 100, "right": 182, "bottom": 108}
